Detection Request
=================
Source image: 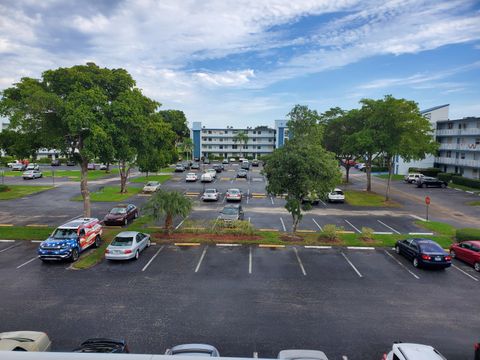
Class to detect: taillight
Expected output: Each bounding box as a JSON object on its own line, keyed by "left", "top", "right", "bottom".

{"left": 421, "top": 254, "right": 431, "bottom": 260}
{"left": 445, "top": 256, "right": 451, "bottom": 261}
{"left": 105, "top": 249, "right": 110, "bottom": 254}
{"left": 124, "top": 249, "right": 132, "bottom": 254}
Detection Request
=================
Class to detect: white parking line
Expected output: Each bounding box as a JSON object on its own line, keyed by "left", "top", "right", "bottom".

{"left": 194, "top": 246, "right": 208, "bottom": 273}
{"left": 319, "top": 199, "right": 327, "bottom": 206}
{"left": 17, "top": 257, "right": 38, "bottom": 269}
{"left": 247, "top": 189, "right": 250, "bottom": 204}
{"left": 408, "top": 232, "right": 434, "bottom": 236}
{"left": 249, "top": 246, "right": 253, "bottom": 274}
{"left": 0, "top": 244, "right": 17, "bottom": 253}
{"left": 346, "top": 246, "right": 374, "bottom": 250}
{"left": 304, "top": 245, "right": 332, "bottom": 249}
{"left": 293, "top": 247, "right": 307, "bottom": 276}
{"left": 312, "top": 219, "right": 323, "bottom": 231}
{"left": 0, "top": 239, "right": 15, "bottom": 243}
{"left": 410, "top": 214, "right": 427, "bottom": 222}
{"left": 31, "top": 240, "right": 42, "bottom": 243}
{"left": 175, "top": 216, "right": 188, "bottom": 230}
{"left": 344, "top": 219, "right": 361, "bottom": 233}
{"left": 141, "top": 245, "right": 165, "bottom": 272}
{"left": 280, "top": 217, "right": 286, "bottom": 232}
{"left": 373, "top": 231, "right": 393, "bottom": 235}
{"left": 341, "top": 252, "right": 363, "bottom": 277}
{"left": 253, "top": 352, "right": 258, "bottom": 358}
{"left": 383, "top": 250, "right": 420, "bottom": 279}
{"left": 216, "top": 243, "right": 241, "bottom": 247}
{"left": 377, "top": 220, "right": 401, "bottom": 234}
{"left": 248, "top": 217, "right": 251, "bottom": 223}
{"left": 270, "top": 196, "right": 275, "bottom": 205}
{"left": 452, "top": 264, "right": 479, "bottom": 282}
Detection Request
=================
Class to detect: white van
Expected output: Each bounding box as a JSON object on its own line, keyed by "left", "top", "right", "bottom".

{"left": 404, "top": 173, "right": 424, "bottom": 184}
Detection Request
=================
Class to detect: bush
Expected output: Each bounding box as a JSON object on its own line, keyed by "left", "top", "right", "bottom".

{"left": 437, "top": 173, "right": 454, "bottom": 183}
{"left": 371, "top": 166, "right": 388, "bottom": 172}
{"left": 360, "top": 227, "right": 374, "bottom": 241}
{"left": 408, "top": 167, "right": 442, "bottom": 177}
{"left": 212, "top": 220, "right": 255, "bottom": 235}
{"left": 0, "top": 156, "right": 15, "bottom": 166}
{"left": 451, "top": 176, "right": 480, "bottom": 189}
{"left": 36, "top": 157, "right": 52, "bottom": 164}
{"left": 319, "top": 224, "right": 343, "bottom": 241}
{"left": 456, "top": 228, "right": 480, "bottom": 241}
{"left": 0, "top": 185, "right": 9, "bottom": 192}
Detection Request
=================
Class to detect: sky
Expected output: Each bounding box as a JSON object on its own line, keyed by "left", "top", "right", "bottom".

{"left": 1, "top": 0, "right": 480, "bottom": 128}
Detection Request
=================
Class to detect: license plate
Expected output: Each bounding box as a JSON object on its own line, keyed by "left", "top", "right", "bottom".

{"left": 435, "top": 256, "right": 441, "bottom": 261}
{"left": 114, "top": 250, "right": 123, "bottom": 254}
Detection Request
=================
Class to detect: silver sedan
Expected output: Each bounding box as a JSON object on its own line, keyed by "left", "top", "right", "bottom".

{"left": 105, "top": 231, "right": 151, "bottom": 261}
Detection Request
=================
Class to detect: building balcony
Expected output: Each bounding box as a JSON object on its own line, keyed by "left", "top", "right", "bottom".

{"left": 436, "top": 128, "right": 480, "bottom": 136}
{"left": 438, "top": 143, "right": 480, "bottom": 151}
{"left": 435, "top": 157, "right": 480, "bottom": 168}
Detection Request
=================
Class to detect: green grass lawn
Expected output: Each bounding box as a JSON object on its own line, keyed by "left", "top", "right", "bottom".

{"left": 0, "top": 226, "right": 54, "bottom": 240}
{"left": 73, "top": 229, "right": 122, "bottom": 269}
{"left": 448, "top": 183, "right": 480, "bottom": 194}
{"left": 414, "top": 220, "right": 456, "bottom": 237}
{"left": 467, "top": 200, "right": 480, "bottom": 206}
{"left": 71, "top": 185, "right": 142, "bottom": 202}
{"left": 344, "top": 190, "right": 400, "bottom": 207}
{"left": 375, "top": 174, "right": 405, "bottom": 181}
{"left": 130, "top": 175, "right": 172, "bottom": 183}
{"left": 2, "top": 169, "right": 119, "bottom": 181}
{"left": 0, "top": 185, "right": 53, "bottom": 200}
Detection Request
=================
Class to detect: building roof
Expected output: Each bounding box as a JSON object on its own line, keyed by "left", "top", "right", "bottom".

{"left": 420, "top": 104, "right": 449, "bottom": 114}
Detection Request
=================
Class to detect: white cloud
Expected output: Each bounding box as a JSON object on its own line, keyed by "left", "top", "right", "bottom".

{"left": 194, "top": 70, "right": 255, "bottom": 87}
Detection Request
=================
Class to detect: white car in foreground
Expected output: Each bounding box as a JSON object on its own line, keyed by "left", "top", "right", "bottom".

{"left": 105, "top": 231, "right": 151, "bottom": 260}
{"left": 384, "top": 343, "right": 447, "bottom": 360}
{"left": 278, "top": 349, "right": 328, "bottom": 360}
{"left": 327, "top": 188, "right": 345, "bottom": 203}
{"left": 0, "top": 331, "right": 51, "bottom": 352}
{"left": 201, "top": 172, "right": 214, "bottom": 182}
{"left": 143, "top": 181, "right": 161, "bottom": 193}
{"left": 201, "top": 188, "right": 220, "bottom": 201}
{"left": 185, "top": 172, "right": 198, "bottom": 182}
{"left": 22, "top": 170, "right": 43, "bottom": 180}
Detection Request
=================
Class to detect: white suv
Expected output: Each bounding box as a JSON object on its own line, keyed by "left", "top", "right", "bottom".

{"left": 404, "top": 173, "right": 424, "bottom": 184}
{"left": 384, "top": 343, "right": 447, "bottom": 360}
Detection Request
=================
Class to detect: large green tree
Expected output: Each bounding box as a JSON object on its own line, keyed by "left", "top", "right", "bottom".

{"left": 264, "top": 105, "right": 341, "bottom": 233}
{"left": 158, "top": 110, "right": 189, "bottom": 147}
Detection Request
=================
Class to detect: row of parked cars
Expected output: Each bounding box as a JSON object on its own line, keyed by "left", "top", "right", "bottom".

{"left": 404, "top": 173, "right": 448, "bottom": 188}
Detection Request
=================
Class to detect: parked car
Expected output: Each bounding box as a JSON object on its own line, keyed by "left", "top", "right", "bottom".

{"left": 22, "top": 170, "right": 43, "bottom": 180}
{"left": 143, "top": 181, "right": 161, "bottom": 193}
{"left": 219, "top": 204, "right": 244, "bottom": 221}
{"left": 222, "top": 159, "right": 229, "bottom": 164}
{"left": 201, "top": 172, "right": 214, "bottom": 183}
{"left": 225, "top": 188, "right": 242, "bottom": 202}
{"left": 203, "top": 158, "right": 210, "bottom": 164}
{"left": 450, "top": 240, "right": 480, "bottom": 272}
{"left": 38, "top": 218, "right": 103, "bottom": 262}
{"left": 404, "top": 173, "right": 424, "bottom": 183}
{"left": 87, "top": 163, "right": 96, "bottom": 170}
{"left": 327, "top": 188, "right": 345, "bottom": 203}
{"left": 241, "top": 161, "right": 250, "bottom": 170}
{"left": 212, "top": 163, "right": 224, "bottom": 172}
{"left": 26, "top": 163, "right": 40, "bottom": 171}
{"left": 416, "top": 176, "right": 448, "bottom": 188}
{"left": 383, "top": 342, "right": 447, "bottom": 360}
{"left": 395, "top": 238, "right": 451, "bottom": 269}
{"left": 201, "top": 188, "right": 219, "bottom": 201}
{"left": 103, "top": 204, "right": 138, "bottom": 226}
{"left": 0, "top": 331, "right": 51, "bottom": 352}
{"left": 252, "top": 159, "right": 259, "bottom": 167}
{"left": 165, "top": 343, "right": 220, "bottom": 357}
{"left": 236, "top": 169, "right": 248, "bottom": 178}
{"left": 105, "top": 231, "right": 151, "bottom": 261}
{"left": 73, "top": 338, "right": 129, "bottom": 353}
{"left": 11, "top": 163, "right": 26, "bottom": 171}
{"left": 229, "top": 157, "right": 236, "bottom": 162}
{"left": 175, "top": 163, "right": 185, "bottom": 172}
{"left": 355, "top": 163, "right": 366, "bottom": 171}
{"left": 51, "top": 159, "right": 61, "bottom": 166}
{"left": 182, "top": 161, "right": 191, "bottom": 170}
{"left": 99, "top": 164, "right": 107, "bottom": 170}
{"left": 66, "top": 159, "right": 76, "bottom": 166}
{"left": 278, "top": 349, "right": 329, "bottom": 360}
{"left": 302, "top": 191, "right": 319, "bottom": 205}
{"left": 7, "top": 160, "right": 21, "bottom": 168}
{"left": 206, "top": 168, "right": 217, "bottom": 178}
{"left": 186, "top": 172, "right": 198, "bottom": 182}
{"left": 191, "top": 163, "right": 200, "bottom": 170}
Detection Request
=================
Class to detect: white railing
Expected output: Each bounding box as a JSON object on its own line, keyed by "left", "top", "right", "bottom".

{"left": 436, "top": 128, "right": 480, "bottom": 136}
{"left": 435, "top": 157, "right": 480, "bottom": 167}
{"left": 438, "top": 143, "right": 480, "bottom": 151}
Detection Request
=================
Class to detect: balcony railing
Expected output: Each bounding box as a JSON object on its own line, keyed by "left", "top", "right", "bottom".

{"left": 436, "top": 128, "right": 480, "bottom": 136}
{"left": 438, "top": 143, "right": 480, "bottom": 151}
{"left": 435, "top": 157, "right": 480, "bottom": 168}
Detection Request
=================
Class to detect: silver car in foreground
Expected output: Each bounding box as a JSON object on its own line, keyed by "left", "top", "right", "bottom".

{"left": 278, "top": 349, "right": 329, "bottom": 360}
{"left": 105, "top": 231, "right": 151, "bottom": 260}
{"left": 165, "top": 343, "right": 220, "bottom": 357}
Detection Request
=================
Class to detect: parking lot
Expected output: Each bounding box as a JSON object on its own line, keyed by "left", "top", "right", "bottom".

{"left": 0, "top": 238, "right": 479, "bottom": 358}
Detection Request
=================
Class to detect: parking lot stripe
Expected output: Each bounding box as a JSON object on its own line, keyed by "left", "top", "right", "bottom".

{"left": 408, "top": 232, "right": 434, "bottom": 235}
{"left": 258, "top": 228, "right": 279, "bottom": 232}
{"left": 319, "top": 199, "right": 327, "bottom": 206}
{"left": 383, "top": 250, "right": 420, "bottom": 279}
{"left": 377, "top": 220, "right": 401, "bottom": 234}
{"left": 373, "top": 231, "right": 393, "bottom": 235}
{"left": 312, "top": 219, "right": 323, "bottom": 231}
{"left": 341, "top": 252, "right": 363, "bottom": 277}
{"left": 280, "top": 217, "right": 286, "bottom": 232}
{"left": 17, "top": 257, "right": 38, "bottom": 269}
{"left": 297, "top": 229, "right": 315, "bottom": 233}
{"left": 293, "top": 247, "right": 307, "bottom": 276}
{"left": 141, "top": 245, "right": 165, "bottom": 272}
{"left": 0, "top": 224, "right": 14, "bottom": 227}
{"left": 174, "top": 242, "right": 201, "bottom": 246}
{"left": 452, "top": 264, "right": 479, "bottom": 282}
{"left": 246, "top": 189, "right": 250, "bottom": 204}
{"left": 26, "top": 224, "right": 48, "bottom": 227}
{"left": 409, "top": 214, "right": 427, "bottom": 222}
{"left": 194, "top": 246, "right": 208, "bottom": 273}
{"left": 259, "top": 244, "right": 285, "bottom": 248}
{"left": 270, "top": 196, "right": 275, "bottom": 205}
{"left": 175, "top": 216, "right": 188, "bottom": 230}
{"left": 0, "top": 244, "right": 17, "bottom": 253}
{"left": 249, "top": 246, "right": 253, "bottom": 274}
{"left": 30, "top": 240, "right": 42, "bottom": 243}
{"left": 344, "top": 219, "right": 361, "bottom": 233}
{"left": 304, "top": 245, "right": 332, "bottom": 249}
{"left": 0, "top": 239, "right": 15, "bottom": 242}
{"left": 346, "top": 246, "right": 375, "bottom": 250}
{"left": 216, "top": 243, "right": 241, "bottom": 247}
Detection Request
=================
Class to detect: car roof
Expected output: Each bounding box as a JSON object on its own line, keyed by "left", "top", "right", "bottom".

{"left": 224, "top": 204, "right": 240, "bottom": 209}
{"left": 227, "top": 188, "right": 240, "bottom": 191}
{"left": 59, "top": 218, "right": 98, "bottom": 229}
{"left": 332, "top": 188, "right": 342, "bottom": 192}
{"left": 393, "top": 343, "right": 445, "bottom": 360}
{"left": 115, "top": 231, "right": 140, "bottom": 237}
{"left": 170, "top": 343, "right": 218, "bottom": 353}
{"left": 278, "top": 349, "right": 329, "bottom": 360}
{"left": 463, "top": 240, "right": 480, "bottom": 246}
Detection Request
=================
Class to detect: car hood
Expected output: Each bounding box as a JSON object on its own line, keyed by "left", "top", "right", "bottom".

{"left": 105, "top": 213, "right": 125, "bottom": 220}
{"left": 219, "top": 214, "right": 238, "bottom": 220}
{"left": 41, "top": 238, "right": 77, "bottom": 247}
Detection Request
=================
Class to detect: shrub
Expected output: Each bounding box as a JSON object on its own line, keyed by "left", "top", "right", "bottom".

{"left": 451, "top": 176, "right": 480, "bottom": 189}
{"left": 456, "top": 228, "right": 480, "bottom": 241}
{"left": 319, "top": 224, "right": 343, "bottom": 241}
{"left": 212, "top": 220, "right": 255, "bottom": 235}
{"left": 360, "top": 227, "right": 374, "bottom": 241}
{"left": 408, "top": 167, "right": 442, "bottom": 177}
{"left": 437, "top": 173, "right": 454, "bottom": 183}
{"left": 371, "top": 166, "right": 388, "bottom": 172}
{"left": 0, "top": 185, "right": 9, "bottom": 192}
{"left": 0, "top": 156, "right": 15, "bottom": 166}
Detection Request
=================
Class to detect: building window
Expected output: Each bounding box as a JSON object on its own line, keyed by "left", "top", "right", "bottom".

{"left": 461, "top": 152, "right": 465, "bottom": 159}
{"left": 253, "top": 131, "right": 256, "bottom": 134}
{"left": 225, "top": 130, "right": 228, "bottom": 134}
{"left": 446, "top": 151, "right": 451, "bottom": 158}
{"left": 257, "top": 146, "right": 261, "bottom": 149}
{"left": 208, "top": 138, "right": 212, "bottom": 141}
{"left": 202, "top": 137, "right": 207, "bottom": 141}
{"left": 455, "top": 152, "right": 459, "bottom": 159}
{"left": 447, "top": 123, "right": 453, "bottom": 129}
{"left": 208, "top": 145, "right": 212, "bottom": 149}
{"left": 457, "top": 138, "right": 460, "bottom": 144}
{"left": 208, "top": 130, "right": 212, "bottom": 134}
{"left": 243, "top": 145, "right": 248, "bottom": 149}
{"left": 258, "top": 131, "right": 262, "bottom": 134}
{"left": 219, "top": 138, "right": 223, "bottom": 142}
{"left": 232, "top": 145, "right": 237, "bottom": 149}
{"left": 268, "top": 138, "right": 272, "bottom": 142}
{"left": 475, "top": 138, "right": 480, "bottom": 145}
{"left": 219, "top": 145, "right": 223, "bottom": 149}
{"left": 253, "top": 138, "right": 256, "bottom": 142}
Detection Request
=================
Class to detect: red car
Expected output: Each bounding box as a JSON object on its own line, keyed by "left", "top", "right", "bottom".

{"left": 450, "top": 240, "right": 480, "bottom": 272}
{"left": 103, "top": 204, "right": 139, "bottom": 226}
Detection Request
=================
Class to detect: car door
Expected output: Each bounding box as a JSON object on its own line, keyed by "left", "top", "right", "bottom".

{"left": 398, "top": 239, "right": 409, "bottom": 256}
{"left": 457, "top": 243, "right": 472, "bottom": 263}
{"left": 136, "top": 233, "right": 146, "bottom": 251}
{"left": 402, "top": 240, "right": 414, "bottom": 259}
{"left": 127, "top": 205, "right": 135, "bottom": 220}
{"left": 409, "top": 242, "right": 420, "bottom": 260}
{"left": 462, "top": 242, "right": 475, "bottom": 264}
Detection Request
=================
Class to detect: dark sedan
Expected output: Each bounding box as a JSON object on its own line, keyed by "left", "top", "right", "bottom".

{"left": 73, "top": 338, "right": 129, "bottom": 353}
{"left": 395, "top": 238, "right": 451, "bottom": 269}
{"left": 416, "top": 176, "right": 448, "bottom": 188}
{"left": 103, "top": 204, "right": 138, "bottom": 226}
{"left": 236, "top": 169, "right": 248, "bottom": 178}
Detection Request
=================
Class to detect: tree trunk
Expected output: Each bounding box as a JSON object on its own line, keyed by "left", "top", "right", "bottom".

{"left": 366, "top": 154, "right": 372, "bottom": 192}
{"left": 165, "top": 214, "right": 173, "bottom": 234}
{"left": 345, "top": 165, "right": 351, "bottom": 183}
{"left": 385, "top": 156, "right": 393, "bottom": 201}
{"left": 80, "top": 157, "right": 91, "bottom": 217}
{"left": 292, "top": 215, "right": 298, "bottom": 234}
{"left": 106, "top": 162, "right": 110, "bottom": 173}
{"left": 119, "top": 161, "right": 130, "bottom": 194}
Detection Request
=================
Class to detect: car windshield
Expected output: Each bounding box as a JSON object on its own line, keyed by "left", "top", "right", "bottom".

{"left": 111, "top": 236, "right": 133, "bottom": 246}
{"left": 228, "top": 190, "right": 239, "bottom": 194}
{"left": 333, "top": 190, "right": 344, "bottom": 195}
{"left": 146, "top": 182, "right": 158, "bottom": 186}
{"left": 52, "top": 228, "right": 77, "bottom": 239}
{"left": 418, "top": 241, "right": 443, "bottom": 253}
{"left": 205, "top": 189, "right": 216, "bottom": 194}
{"left": 110, "top": 207, "right": 127, "bottom": 214}
{"left": 222, "top": 207, "right": 238, "bottom": 215}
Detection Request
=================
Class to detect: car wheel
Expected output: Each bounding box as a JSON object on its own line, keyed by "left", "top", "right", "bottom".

{"left": 70, "top": 249, "right": 79, "bottom": 262}
{"left": 147, "top": 239, "right": 151, "bottom": 248}
{"left": 441, "top": 183, "right": 447, "bottom": 188}
{"left": 413, "top": 257, "right": 419, "bottom": 268}
{"left": 134, "top": 212, "right": 138, "bottom": 219}
{"left": 395, "top": 245, "right": 401, "bottom": 254}
{"left": 124, "top": 218, "right": 128, "bottom": 226}
{"left": 450, "top": 250, "right": 456, "bottom": 258}
{"left": 94, "top": 235, "right": 101, "bottom": 248}
{"left": 474, "top": 262, "right": 480, "bottom": 272}
{"left": 134, "top": 250, "right": 139, "bottom": 260}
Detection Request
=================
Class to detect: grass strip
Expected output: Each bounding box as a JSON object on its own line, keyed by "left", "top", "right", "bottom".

{"left": 448, "top": 183, "right": 480, "bottom": 194}
{"left": 0, "top": 226, "right": 54, "bottom": 240}
{"left": 0, "top": 185, "right": 53, "bottom": 200}
{"left": 130, "top": 175, "right": 172, "bottom": 184}
{"left": 467, "top": 200, "right": 480, "bottom": 206}
{"left": 71, "top": 185, "right": 142, "bottom": 202}
{"left": 414, "top": 220, "right": 456, "bottom": 237}
{"left": 344, "top": 190, "right": 400, "bottom": 207}
{"left": 375, "top": 174, "right": 405, "bottom": 181}
{"left": 2, "top": 169, "right": 119, "bottom": 181}
{"left": 73, "top": 229, "right": 122, "bottom": 270}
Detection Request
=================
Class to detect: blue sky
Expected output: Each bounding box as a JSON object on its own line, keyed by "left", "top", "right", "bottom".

{"left": 0, "top": 0, "right": 479, "bottom": 128}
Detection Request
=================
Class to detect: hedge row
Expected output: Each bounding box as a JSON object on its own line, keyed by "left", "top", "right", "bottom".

{"left": 0, "top": 185, "right": 9, "bottom": 192}
{"left": 451, "top": 176, "right": 480, "bottom": 189}
{"left": 408, "top": 167, "right": 442, "bottom": 177}
{"left": 456, "top": 228, "right": 480, "bottom": 241}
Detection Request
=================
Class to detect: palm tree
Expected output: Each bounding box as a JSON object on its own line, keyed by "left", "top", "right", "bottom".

{"left": 144, "top": 190, "right": 192, "bottom": 234}
{"left": 233, "top": 131, "right": 249, "bottom": 158}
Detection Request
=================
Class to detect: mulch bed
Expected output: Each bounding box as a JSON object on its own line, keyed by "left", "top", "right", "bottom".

{"left": 151, "top": 232, "right": 262, "bottom": 242}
